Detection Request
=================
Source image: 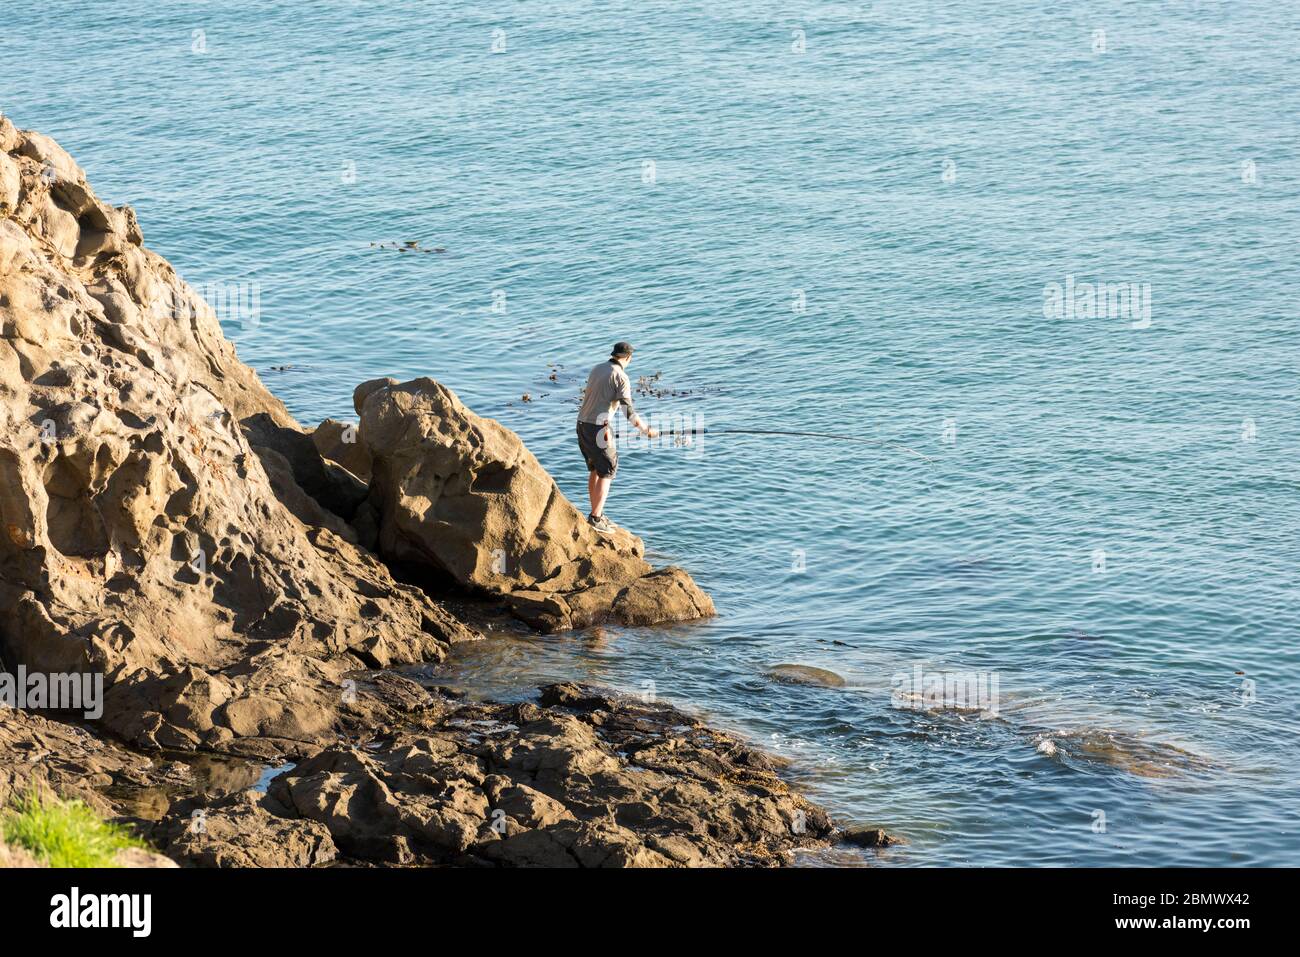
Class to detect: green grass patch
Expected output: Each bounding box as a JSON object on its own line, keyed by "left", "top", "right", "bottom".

{"left": 2, "top": 787, "right": 145, "bottom": 868}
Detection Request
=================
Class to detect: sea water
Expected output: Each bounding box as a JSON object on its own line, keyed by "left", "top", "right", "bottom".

{"left": 4, "top": 0, "right": 1298, "bottom": 865}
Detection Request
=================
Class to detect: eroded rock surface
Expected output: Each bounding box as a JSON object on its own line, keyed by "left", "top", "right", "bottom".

{"left": 0, "top": 120, "right": 475, "bottom": 755}
{"left": 353, "top": 376, "right": 715, "bottom": 632}
{"left": 155, "top": 681, "right": 832, "bottom": 867}
{"left": 161, "top": 790, "right": 337, "bottom": 868}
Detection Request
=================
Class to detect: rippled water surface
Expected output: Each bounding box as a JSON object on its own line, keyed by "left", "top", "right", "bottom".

{"left": 5, "top": 0, "right": 1299, "bottom": 865}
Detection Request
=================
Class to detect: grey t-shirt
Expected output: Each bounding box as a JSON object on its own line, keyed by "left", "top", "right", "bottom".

{"left": 577, "top": 360, "right": 638, "bottom": 425}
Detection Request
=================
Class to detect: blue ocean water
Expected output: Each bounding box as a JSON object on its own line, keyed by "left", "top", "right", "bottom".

{"left": 5, "top": 0, "right": 1298, "bottom": 865}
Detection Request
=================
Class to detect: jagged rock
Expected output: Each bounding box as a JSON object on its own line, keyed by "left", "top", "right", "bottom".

{"left": 258, "top": 682, "right": 832, "bottom": 867}
{"left": 0, "top": 125, "right": 476, "bottom": 755}
{"left": 244, "top": 412, "right": 368, "bottom": 521}
{"left": 162, "top": 791, "right": 336, "bottom": 868}
{"left": 0, "top": 125, "right": 844, "bottom": 870}
{"left": 354, "top": 376, "right": 715, "bottom": 632}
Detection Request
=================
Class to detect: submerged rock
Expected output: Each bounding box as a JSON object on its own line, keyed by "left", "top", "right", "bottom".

{"left": 354, "top": 376, "right": 715, "bottom": 632}
{"left": 1031, "top": 729, "right": 1214, "bottom": 778}
{"left": 767, "top": 664, "right": 848, "bottom": 688}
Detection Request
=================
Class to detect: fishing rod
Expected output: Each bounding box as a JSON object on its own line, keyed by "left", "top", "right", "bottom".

{"left": 660, "top": 427, "right": 935, "bottom": 464}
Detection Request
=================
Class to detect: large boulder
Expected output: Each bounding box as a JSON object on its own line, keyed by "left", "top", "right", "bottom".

{"left": 0, "top": 124, "right": 476, "bottom": 755}
{"left": 353, "top": 376, "right": 715, "bottom": 632}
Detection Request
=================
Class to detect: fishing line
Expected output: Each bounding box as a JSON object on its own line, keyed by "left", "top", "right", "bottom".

{"left": 662, "top": 428, "right": 935, "bottom": 465}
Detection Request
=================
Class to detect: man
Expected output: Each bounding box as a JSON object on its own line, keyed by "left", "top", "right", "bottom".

{"left": 576, "top": 341, "right": 659, "bottom": 532}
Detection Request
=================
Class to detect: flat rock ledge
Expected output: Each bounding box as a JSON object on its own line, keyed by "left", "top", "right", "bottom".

{"left": 150, "top": 680, "right": 835, "bottom": 868}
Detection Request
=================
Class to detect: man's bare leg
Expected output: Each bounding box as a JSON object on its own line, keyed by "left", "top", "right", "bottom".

{"left": 591, "top": 474, "right": 613, "bottom": 517}
{"left": 587, "top": 471, "right": 597, "bottom": 514}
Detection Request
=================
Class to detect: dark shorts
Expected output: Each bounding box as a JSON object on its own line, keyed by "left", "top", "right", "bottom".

{"left": 577, "top": 421, "right": 617, "bottom": 477}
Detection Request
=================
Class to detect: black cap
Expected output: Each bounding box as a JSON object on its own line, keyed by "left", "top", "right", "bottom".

{"left": 611, "top": 341, "right": 634, "bottom": 358}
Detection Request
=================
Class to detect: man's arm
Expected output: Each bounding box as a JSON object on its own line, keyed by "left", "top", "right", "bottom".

{"left": 616, "top": 370, "right": 658, "bottom": 438}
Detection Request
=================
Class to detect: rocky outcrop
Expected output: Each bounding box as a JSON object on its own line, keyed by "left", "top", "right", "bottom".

{"left": 150, "top": 680, "right": 833, "bottom": 867}
{"left": 4, "top": 654, "right": 836, "bottom": 868}
{"left": 0, "top": 118, "right": 476, "bottom": 756}
{"left": 0, "top": 675, "right": 832, "bottom": 869}
{"left": 162, "top": 790, "right": 337, "bottom": 868}
{"left": 0, "top": 122, "right": 841, "bottom": 869}
{"left": 352, "top": 377, "right": 715, "bottom": 632}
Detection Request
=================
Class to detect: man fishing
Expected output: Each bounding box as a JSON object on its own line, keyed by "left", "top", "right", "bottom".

{"left": 576, "top": 341, "right": 658, "bottom": 532}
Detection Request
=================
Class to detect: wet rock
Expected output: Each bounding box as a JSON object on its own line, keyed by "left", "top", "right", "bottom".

{"left": 354, "top": 376, "right": 714, "bottom": 632}
{"left": 252, "top": 682, "right": 833, "bottom": 867}
{"left": 841, "top": 825, "right": 906, "bottom": 848}
{"left": 0, "top": 126, "right": 476, "bottom": 753}
{"left": 767, "top": 664, "right": 848, "bottom": 688}
{"left": 538, "top": 682, "right": 619, "bottom": 711}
